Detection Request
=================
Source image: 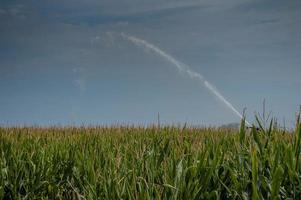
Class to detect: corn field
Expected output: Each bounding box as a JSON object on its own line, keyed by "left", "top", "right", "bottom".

{"left": 1, "top": 114, "right": 301, "bottom": 199}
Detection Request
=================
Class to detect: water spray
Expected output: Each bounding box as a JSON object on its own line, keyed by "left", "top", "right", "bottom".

{"left": 121, "top": 33, "right": 251, "bottom": 126}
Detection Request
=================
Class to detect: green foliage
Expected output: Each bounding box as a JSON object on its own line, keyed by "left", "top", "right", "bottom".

{"left": 0, "top": 117, "right": 300, "bottom": 199}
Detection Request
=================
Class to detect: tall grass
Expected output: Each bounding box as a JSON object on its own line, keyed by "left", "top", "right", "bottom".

{"left": 0, "top": 114, "right": 300, "bottom": 199}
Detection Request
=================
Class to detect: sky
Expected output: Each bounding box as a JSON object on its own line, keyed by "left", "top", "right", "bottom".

{"left": 0, "top": 0, "right": 300, "bottom": 127}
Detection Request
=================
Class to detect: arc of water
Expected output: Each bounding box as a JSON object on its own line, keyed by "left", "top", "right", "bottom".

{"left": 121, "top": 33, "right": 250, "bottom": 126}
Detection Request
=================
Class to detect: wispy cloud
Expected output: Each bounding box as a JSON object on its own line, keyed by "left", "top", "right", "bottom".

{"left": 0, "top": 9, "right": 7, "bottom": 15}
{"left": 0, "top": 4, "right": 29, "bottom": 19}
{"left": 45, "top": 4, "right": 208, "bottom": 26}
{"left": 73, "top": 67, "right": 86, "bottom": 95}
{"left": 74, "top": 78, "right": 86, "bottom": 94}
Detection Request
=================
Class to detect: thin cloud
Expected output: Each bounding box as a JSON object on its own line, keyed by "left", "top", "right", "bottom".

{"left": 74, "top": 78, "right": 86, "bottom": 94}
{"left": 0, "top": 9, "right": 7, "bottom": 15}
{"left": 73, "top": 67, "right": 86, "bottom": 95}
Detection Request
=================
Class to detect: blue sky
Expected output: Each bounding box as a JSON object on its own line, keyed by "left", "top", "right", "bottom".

{"left": 0, "top": 0, "right": 300, "bottom": 127}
